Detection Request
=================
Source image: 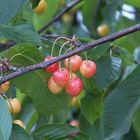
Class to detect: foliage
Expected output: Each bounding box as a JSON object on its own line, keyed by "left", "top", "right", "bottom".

{"left": 0, "top": 0, "right": 140, "bottom": 140}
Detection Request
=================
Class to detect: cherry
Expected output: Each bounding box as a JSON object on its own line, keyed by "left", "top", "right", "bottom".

{"left": 64, "top": 55, "right": 82, "bottom": 72}
{"left": 65, "top": 77, "right": 83, "bottom": 97}
{"left": 97, "top": 24, "right": 110, "bottom": 37}
{"left": 7, "top": 98, "right": 21, "bottom": 114}
{"left": 62, "top": 14, "right": 73, "bottom": 23}
{"left": 13, "top": 120, "right": 24, "bottom": 128}
{"left": 0, "top": 81, "right": 10, "bottom": 94}
{"left": 59, "top": 0, "right": 65, "bottom": 6}
{"left": 33, "top": 0, "right": 47, "bottom": 14}
{"left": 53, "top": 68, "right": 70, "bottom": 87}
{"left": 48, "top": 76, "right": 63, "bottom": 94}
{"left": 0, "top": 38, "right": 8, "bottom": 44}
{"left": 44, "top": 56, "right": 59, "bottom": 73}
{"left": 69, "top": 120, "right": 80, "bottom": 128}
{"left": 80, "top": 60, "right": 96, "bottom": 78}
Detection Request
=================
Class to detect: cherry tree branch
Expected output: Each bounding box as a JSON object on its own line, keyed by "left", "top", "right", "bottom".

{"left": 0, "top": 23, "right": 140, "bottom": 84}
{"left": 38, "top": 0, "right": 81, "bottom": 34}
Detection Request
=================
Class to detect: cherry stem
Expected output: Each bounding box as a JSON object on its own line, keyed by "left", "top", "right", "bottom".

{"left": 9, "top": 54, "right": 23, "bottom": 62}
{"left": 65, "top": 45, "right": 76, "bottom": 78}
{"left": 9, "top": 50, "right": 29, "bottom": 62}
{"left": 64, "top": 45, "right": 75, "bottom": 53}
{"left": 51, "top": 37, "right": 70, "bottom": 57}
{"left": 65, "top": 45, "right": 75, "bottom": 78}
{"left": 84, "top": 52, "right": 88, "bottom": 61}
{"left": 69, "top": 60, "right": 72, "bottom": 79}
{"left": 58, "top": 41, "right": 70, "bottom": 69}
{"left": 11, "top": 53, "right": 39, "bottom": 65}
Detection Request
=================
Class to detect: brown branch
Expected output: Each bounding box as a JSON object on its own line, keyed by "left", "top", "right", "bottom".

{"left": 0, "top": 23, "right": 140, "bottom": 84}
{"left": 38, "top": 0, "right": 81, "bottom": 34}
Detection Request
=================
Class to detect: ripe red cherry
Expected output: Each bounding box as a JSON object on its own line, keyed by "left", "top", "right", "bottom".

{"left": 44, "top": 56, "right": 59, "bottom": 73}
{"left": 64, "top": 55, "right": 82, "bottom": 72}
{"left": 48, "top": 76, "right": 63, "bottom": 94}
{"left": 80, "top": 60, "right": 96, "bottom": 78}
{"left": 65, "top": 77, "right": 83, "bottom": 97}
{"left": 53, "top": 68, "right": 70, "bottom": 87}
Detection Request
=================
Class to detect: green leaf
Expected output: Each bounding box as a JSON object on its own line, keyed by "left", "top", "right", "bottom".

{"left": 132, "top": 106, "right": 140, "bottom": 139}
{"left": 102, "top": 0, "right": 122, "bottom": 31}
{"left": 33, "top": 0, "right": 59, "bottom": 30}
{"left": 80, "top": 116, "right": 103, "bottom": 140}
{"left": 9, "top": 125, "right": 33, "bottom": 140}
{"left": 122, "top": 127, "right": 138, "bottom": 140}
{"left": 122, "top": 64, "right": 137, "bottom": 80}
{"left": 32, "top": 124, "right": 90, "bottom": 140}
{"left": 0, "top": 96, "right": 12, "bottom": 140}
{"left": 81, "top": 93, "right": 103, "bottom": 124}
{"left": 31, "top": 0, "right": 41, "bottom": 9}
{"left": 81, "top": 0, "right": 101, "bottom": 35}
{"left": 94, "top": 56, "right": 122, "bottom": 89}
{"left": 81, "top": 77, "right": 98, "bottom": 94}
{"left": 86, "top": 43, "right": 110, "bottom": 60}
{"left": 90, "top": 44, "right": 110, "bottom": 59}
{"left": 0, "top": 128, "right": 4, "bottom": 140}
{"left": 112, "top": 46, "right": 133, "bottom": 66}
{"left": 101, "top": 65, "right": 140, "bottom": 139}
{"left": 115, "top": 17, "right": 140, "bottom": 53}
{"left": 18, "top": 96, "right": 38, "bottom": 132}
{"left": 134, "top": 47, "right": 140, "bottom": 64}
{"left": 8, "top": 44, "right": 69, "bottom": 115}
{"left": 124, "top": 0, "right": 140, "bottom": 8}
{"left": 0, "top": 0, "right": 27, "bottom": 24}
{"left": 36, "top": 115, "right": 53, "bottom": 128}
{"left": 0, "top": 24, "right": 41, "bottom": 45}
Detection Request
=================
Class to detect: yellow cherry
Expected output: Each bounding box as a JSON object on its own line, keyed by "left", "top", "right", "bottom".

{"left": 0, "top": 81, "right": 10, "bottom": 94}
{"left": 13, "top": 120, "right": 24, "bottom": 128}
{"left": 33, "top": 0, "right": 47, "bottom": 14}
{"left": 7, "top": 98, "right": 21, "bottom": 114}
{"left": 97, "top": 24, "right": 110, "bottom": 37}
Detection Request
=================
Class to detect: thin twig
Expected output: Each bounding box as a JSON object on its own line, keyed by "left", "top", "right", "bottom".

{"left": 0, "top": 35, "right": 70, "bottom": 51}
{"left": 38, "top": 0, "right": 81, "bottom": 34}
{"left": 41, "top": 34, "right": 71, "bottom": 40}
{"left": 0, "top": 42, "right": 16, "bottom": 51}
{"left": 0, "top": 23, "right": 140, "bottom": 84}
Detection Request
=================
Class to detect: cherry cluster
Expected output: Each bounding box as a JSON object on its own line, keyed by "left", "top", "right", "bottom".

{"left": 44, "top": 55, "right": 96, "bottom": 97}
